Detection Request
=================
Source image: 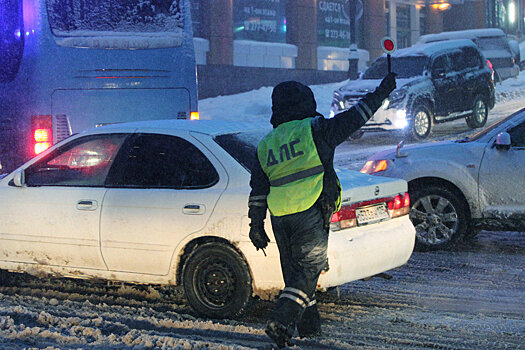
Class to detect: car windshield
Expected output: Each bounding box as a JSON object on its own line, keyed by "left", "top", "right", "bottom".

{"left": 214, "top": 130, "right": 267, "bottom": 172}
{"left": 362, "top": 56, "right": 428, "bottom": 79}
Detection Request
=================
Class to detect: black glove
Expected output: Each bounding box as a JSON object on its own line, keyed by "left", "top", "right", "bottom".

{"left": 249, "top": 223, "right": 270, "bottom": 250}
{"left": 377, "top": 72, "right": 397, "bottom": 99}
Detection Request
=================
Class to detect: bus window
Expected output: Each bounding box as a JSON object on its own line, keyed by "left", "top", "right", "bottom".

{"left": 46, "top": 0, "right": 185, "bottom": 49}
{"left": 0, "top": 0, "right": 24, "bottom": 82}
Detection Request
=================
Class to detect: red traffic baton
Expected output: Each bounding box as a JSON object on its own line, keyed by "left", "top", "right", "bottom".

{"left": 381, "top": 37, "right": 397, "bottom": 73}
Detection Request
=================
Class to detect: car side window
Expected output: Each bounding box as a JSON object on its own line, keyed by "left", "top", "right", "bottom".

{"left": 508, "top": 122, "right": 525, "bottom": 148}
{"left": 25, "top": 134, "right": 127, "bottom": 187}
{"left": 107, "top": 134, "right": 219, "bottom": 189}
{"left": 431, "top": 55, "right": 449, "bottom": 76}
{"left": 462, "top": 47, "right": 482, "bottom": 69}
{"left": 449, "top": 50, "right": 466, "bottom": 72}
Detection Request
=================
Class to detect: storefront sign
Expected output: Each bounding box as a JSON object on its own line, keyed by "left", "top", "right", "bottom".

{"left": 317, "top": 0, "right": 351, "bottom": 47}
{"left": 233, "top": 0, "right": 286, "bottom": 42}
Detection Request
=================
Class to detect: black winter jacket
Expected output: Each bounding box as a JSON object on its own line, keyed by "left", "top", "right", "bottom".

{"left": 248, "top": 88, "right": 388, "bottom": 224}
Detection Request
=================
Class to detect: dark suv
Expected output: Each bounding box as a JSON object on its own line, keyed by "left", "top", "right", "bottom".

{"left": 330, "top": 39, "right": 496, "bottom": 140}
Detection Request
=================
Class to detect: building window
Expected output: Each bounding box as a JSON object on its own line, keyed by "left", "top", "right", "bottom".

{"left": 233, "top": 0, "right": 286, "bottom": 42}
{"left": 420, "top": 7, "right": 426, "bottom": 36}
{"left": 396, "top": 3, "right": 411, "bottom": 48}
{"left": 189, "top": 0, "right": 206, "bottom": 38}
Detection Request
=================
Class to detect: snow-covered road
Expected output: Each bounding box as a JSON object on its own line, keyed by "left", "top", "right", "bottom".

{"left": 0, "top": 230, "right": 523, "bottom": 349}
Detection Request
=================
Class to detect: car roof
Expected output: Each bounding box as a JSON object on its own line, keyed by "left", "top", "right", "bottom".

{"left": 84, "top": 119, "right": 270, "bottom": 137}
{"left": 388, "top": 39, "right": 477, "bottom": 58}
{"left": 418, "top": 28, "right": 506, "bottom": 43}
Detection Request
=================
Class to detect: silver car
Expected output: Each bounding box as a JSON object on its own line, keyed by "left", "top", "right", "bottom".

{"left": 361, "top": 108, "right": 525, "bottom": 250}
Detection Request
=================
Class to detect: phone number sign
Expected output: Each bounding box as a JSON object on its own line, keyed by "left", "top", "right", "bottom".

{"left": 317, "top": 0, "right": 351, "bottom": 48}
{"left": 233, "top": 0, "right": 286, "bottom": 43}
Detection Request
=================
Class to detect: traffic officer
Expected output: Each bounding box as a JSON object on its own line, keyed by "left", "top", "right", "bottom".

{"left": 248, "top": 73, "right": 397, "bottom": 348}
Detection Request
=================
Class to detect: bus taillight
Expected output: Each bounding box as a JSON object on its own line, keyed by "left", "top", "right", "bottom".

{"left": 190, "top": 111, "right": 200, "bottom": 120}
{"left": 31, "top": 115, "right": 53, "bottom": 155}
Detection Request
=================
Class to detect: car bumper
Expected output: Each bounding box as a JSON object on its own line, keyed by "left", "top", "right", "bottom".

{"left": 496, "top": 65, "right": 520, "bottom": 81}
{"left": 242, "top": 215, "right": 415, "bottom": 298}
{"left": 318, "top": 215, "right": 415, "bottom": 288}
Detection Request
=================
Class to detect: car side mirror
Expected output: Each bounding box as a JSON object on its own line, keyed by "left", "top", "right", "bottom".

{"left": 494, "top": 132, "right": 511, "bottom": 150}
{"left": 13, "top": 169, "right": 25, "bottom": 187}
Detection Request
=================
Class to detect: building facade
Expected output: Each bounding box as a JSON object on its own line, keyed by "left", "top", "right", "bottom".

{"left": 191, "top": 0, "right": 508, "bottom": 98}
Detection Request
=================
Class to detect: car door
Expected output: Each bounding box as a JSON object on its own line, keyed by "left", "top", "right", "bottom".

{"left": 0, "top": 133, "right": 127, "bottom": 269}
{"left": 460, "top": 46, "right": 484, "bottom": 110}
{"left": 431, "top": 51, "right": 463, "bottom": 115}
{"left": 478, "top": 120, "right": 525, "bottom": 220}
{"left": 100, "top": 132, "right": 228, "bottom": 275}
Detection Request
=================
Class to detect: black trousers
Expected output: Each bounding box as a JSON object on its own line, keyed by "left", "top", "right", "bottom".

{"left": 269, "top": 204, "right": 329, "bottom": 333}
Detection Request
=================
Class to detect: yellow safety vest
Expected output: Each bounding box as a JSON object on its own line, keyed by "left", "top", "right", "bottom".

{"left": 257, "top": 118, "right": 324, "bottom": 216}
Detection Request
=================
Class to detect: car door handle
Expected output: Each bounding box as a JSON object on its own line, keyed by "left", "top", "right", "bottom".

{"left": 76, "top": 200, "right": 98, "bottom": 211}
{"left": 183, "top": 204, "right": 205, "bottom": 215}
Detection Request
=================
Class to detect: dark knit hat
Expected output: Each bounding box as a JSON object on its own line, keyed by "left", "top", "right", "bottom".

{"left": 270, "top": 81, "right": 323, "bottom": 128}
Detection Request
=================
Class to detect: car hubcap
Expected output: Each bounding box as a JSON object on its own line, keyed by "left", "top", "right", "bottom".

{"left": 410, "top": 194, "right": 459, "bottom": 246}
{"left": 197, "top": 260, "right": 235, "bottom": 308}
{"left": 474, "top": 100, "right": 486, "bottom": 124}
{"left": 414, "top": 111, "right": 429, "bottom": 137}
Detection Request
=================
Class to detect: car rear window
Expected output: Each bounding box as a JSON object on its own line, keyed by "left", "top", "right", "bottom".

{"left": 214, "top": 131, "right": 267, "bottom": 172}
{"left": 476, "top": 37, "right": 509, "bottom": 51}
{"left": 363, "top": 56, "right": 428, "bottom": 79}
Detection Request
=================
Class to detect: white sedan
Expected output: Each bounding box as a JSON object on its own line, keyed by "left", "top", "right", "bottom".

{"left": 0, "top": 120, "right": 415, "bottom": 318}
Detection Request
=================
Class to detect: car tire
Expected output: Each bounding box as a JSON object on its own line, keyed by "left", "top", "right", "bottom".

{"left": 409, "top": 185, "right": 468, "bottom": 251}
{"left": 409, "top": 104, "right": 434, "bottom": 140}
{"left": 349, "top": 130, "right": 364, "bottom": 140}
{"left": 466, "top": 95, "right": 488, "bottom": 129}
{"left": 0, "top": 269, "right": 11, "bottom": 285}
{"left": 182, "top": 242, "right": 252, "bottom": 319}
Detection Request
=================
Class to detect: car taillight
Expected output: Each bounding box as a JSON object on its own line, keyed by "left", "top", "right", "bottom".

{"left": 190, "top": 111, "right": 200, "bottom": 120}
{"left": 31, "top": 115, "right": 53, "bottom": 155}
{"left": 330, "top": 193, "right": 410, "bottom": 231}
{"left": 486, "top": 59, "right": 495, "bottom": 82}
{"left": 388, "top": 192, "right": 410, "bottom": 218}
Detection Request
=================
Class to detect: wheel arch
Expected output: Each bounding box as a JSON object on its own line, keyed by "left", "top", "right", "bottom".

{"left": 408, "top": 95, "right": 434, "bottom": 118}
{"left": 175, "top": 236, "right": 252, "bottom": 286}
{"left": 408, "top": 177, "right": 472, "bottom": 223}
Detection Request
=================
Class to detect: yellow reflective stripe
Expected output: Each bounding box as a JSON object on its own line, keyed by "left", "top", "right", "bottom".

{"left": 269, "top": 165, "right": 324, "bottom": 187}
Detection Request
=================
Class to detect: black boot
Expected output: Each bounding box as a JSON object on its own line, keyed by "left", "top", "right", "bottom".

{"left": 265, "top": 319, "right": 295, "bottom": 349}
{"left": 297, "top": 303, "right": 322, "bottom": 338}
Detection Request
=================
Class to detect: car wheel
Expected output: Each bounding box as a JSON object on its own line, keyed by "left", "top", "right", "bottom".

{"left": 182, "top": 242, "right": 252, "bottom": 318}
{"left": 466, "top": 95, "right": 488, "bottom": 129}
{"left": 409, "top": 104, "right": 434, "bottom": 140}
{"left": 409, "top": 185, "right": 468, "bottom": 251}
{"left": 349, "top": 130, "right": 364, "bottom": 140}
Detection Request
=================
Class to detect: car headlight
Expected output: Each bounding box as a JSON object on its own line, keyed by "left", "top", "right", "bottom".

{"left": 360, "top": 159, "right": 388, "bottom": 174}
{"left": 387, "top": 89, "right": 407, "bottom": 107}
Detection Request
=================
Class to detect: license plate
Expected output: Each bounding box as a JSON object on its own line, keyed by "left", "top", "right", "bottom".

{"left": 356, "top": 203, "right": 389, "bottom": 225}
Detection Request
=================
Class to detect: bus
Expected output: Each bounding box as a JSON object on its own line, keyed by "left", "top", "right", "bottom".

{"left": 0, "top": 0, "right": 198, "bottom": 173}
